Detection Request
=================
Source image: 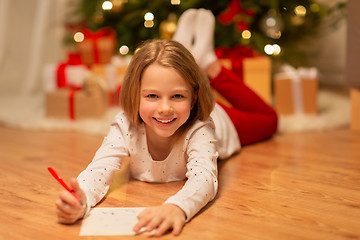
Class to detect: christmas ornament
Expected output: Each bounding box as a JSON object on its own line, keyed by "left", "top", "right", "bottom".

{"left": 160, "top": 13, "right": 177, "bottom": 39}
{"left": 260, "top": 9, "right": 284, "bottom": 39}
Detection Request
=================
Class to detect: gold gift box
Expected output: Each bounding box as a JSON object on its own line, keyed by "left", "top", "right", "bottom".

{"left": 219, "top": 56, "right": 272, "bottom": 104}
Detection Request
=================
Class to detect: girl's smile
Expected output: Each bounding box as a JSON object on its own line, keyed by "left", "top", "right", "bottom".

{"left": 154, "top": 118, "right": 176, "bottom": 124}
{"left": 139, "top": 63, "right": 194, "bottom": 144}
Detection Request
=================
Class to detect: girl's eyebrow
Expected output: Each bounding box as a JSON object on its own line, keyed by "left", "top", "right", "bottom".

{"left": 141, "top": 88, "right": 191, "bottom": 94}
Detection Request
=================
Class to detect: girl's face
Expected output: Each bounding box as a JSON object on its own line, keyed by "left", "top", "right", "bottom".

{"left": 139, "top": 63, "right": 194, "bottom": 142}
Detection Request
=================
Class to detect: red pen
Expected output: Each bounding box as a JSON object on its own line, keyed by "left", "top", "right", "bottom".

{"left": 48, "top": 167, "right": 84, "bottom": 206}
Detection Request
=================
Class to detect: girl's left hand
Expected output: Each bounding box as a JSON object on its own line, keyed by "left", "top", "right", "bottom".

{"left": 133, "top": 204, "right": 186, "bottom": 237}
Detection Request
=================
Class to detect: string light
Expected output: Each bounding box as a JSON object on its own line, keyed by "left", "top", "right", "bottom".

{"left": 294, "top": 5, "right": 306, "bottom": 17}
{"left": 273, "top": 44, "right": 281, "bottom": 55}
{"left": 144, "top": 12, "right": 154, "bottom": 28}
{"left": 119, "top": 45, "right": 129, "bottom": 55}
{"left": 264, "top": 44, "right": 274, "bottom": 55}
{"left": 144, "top": 20, "right": 154, "bottom": 28}
{"left": 102, "top": 1, "right": 113, "bottom": 10}
{"left": 264, "top": 44, "right": 281, "bottom": 55}
{"left": 74, "top": 32, "right": 84, "bottom": 42}
{"left": 144, "top": 12, "right": 154, "bottom": 21}
{"left": 241, "top": 30, "right": 251, "bottom": 39}
{"left": 171, "top": 0, "right": 180, "bottom": 5}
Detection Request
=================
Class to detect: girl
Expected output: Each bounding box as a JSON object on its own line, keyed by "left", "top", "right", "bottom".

{"left": 55, "top": 9, "right": 277, "bottom": 237}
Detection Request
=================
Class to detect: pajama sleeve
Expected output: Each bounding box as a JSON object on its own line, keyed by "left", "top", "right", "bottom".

{"left": 77, "top": 112, "right": 130, "bottom": 213}
{"left": 164, "top": 119, "right": 219, "bottom": 221}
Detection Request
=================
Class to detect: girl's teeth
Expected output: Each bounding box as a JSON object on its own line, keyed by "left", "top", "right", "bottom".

{"left": 157, "top": 119, "right": 173, "bottom": 123}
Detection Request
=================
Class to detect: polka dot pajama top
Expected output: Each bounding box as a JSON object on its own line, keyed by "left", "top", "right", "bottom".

{"left": 78, "top": 103, "right": 241, "bottom": 221}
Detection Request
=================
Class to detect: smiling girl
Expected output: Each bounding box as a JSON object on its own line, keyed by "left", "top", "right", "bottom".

{"left": 54, "top": 9, "right": 277, "bottom": 236}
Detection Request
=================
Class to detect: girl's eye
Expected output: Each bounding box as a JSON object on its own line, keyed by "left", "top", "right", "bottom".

{"left": 172, "top": 94, "right": 184, "bottom": 99}
{"left": 146, "top": 94, "right": 158, "bottom": 99}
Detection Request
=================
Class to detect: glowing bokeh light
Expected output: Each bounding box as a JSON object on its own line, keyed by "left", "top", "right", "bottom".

{"left": 295, "top": 5, "right": 306, "bottom": 17}
{"left": 119, "top": 45, "right": 129, "bottom": 55}
{"left": 144, "top": 20, "right": 154, "bottom": 28}
{"left": 273, "top": 44, "right": 281, "bottom": 55}
{"left": 171, "top": 0, "right": 180, "bottom": 5}
{"left": 264, "top": 44, "right": 274, "bottom": 55}
{"left": 74, "top": 32, "right": 84, "bottom": 42}
{"left": 144, "top": 12, "right": 154, "bottom": 21}
{"left": 102, "top": 1, "right": 113, "bottom": 10}
{"left": 242, "top": 30, "right": 251, "bottom": 39}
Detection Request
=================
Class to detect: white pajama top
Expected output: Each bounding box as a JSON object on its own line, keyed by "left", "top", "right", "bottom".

{"left": 78, "top": 103, "right": 240, "bottom": 220}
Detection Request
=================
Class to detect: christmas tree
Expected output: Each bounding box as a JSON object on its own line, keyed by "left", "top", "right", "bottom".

{"left": 66, "top": 0, "right": 346, "bottom": 66}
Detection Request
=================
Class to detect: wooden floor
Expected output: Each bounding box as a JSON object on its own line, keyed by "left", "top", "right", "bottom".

{"left": 0, "top": 125, "right": 359, "bottom": 240}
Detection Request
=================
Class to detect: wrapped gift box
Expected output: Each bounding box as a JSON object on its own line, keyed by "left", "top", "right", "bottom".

{"left": 45, "top": 77, "right": 107, "bottom": 120}
{"left": 91, "top": 55, "right": 130, "bottom": 106}
{"left": 77, "top": 27, "right": 117, "bottom": 66}
{"left": 216, "top": 46, "right": 272, "bottom": 104}
{"left": 91, "top": 64, "right": 127, "bottom": 90}
{"left": 243, "top": 56, "right": 272, "bottom": 104}
{"left": 351, "top": 88, "right": 360, "bottom": 131}
{"left": 43, "top": 53, "right": 90, "bottom": 92}
{"left": 274, "top": 66, "right": 318, "bottom": 115}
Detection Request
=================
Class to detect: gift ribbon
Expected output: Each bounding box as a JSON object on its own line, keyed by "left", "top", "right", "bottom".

{"left": 280, "top": 64, "right": 318, "bottom": 114}
{"left": 68, "top": 86, "right": 82, "bottom": 120}
{"left": 290, "top": 72, "right": 303, "bottom": 114}
{"left": 81, "top": 27, "right": 116, "bottom": 64}
{"left": 215, "top": 46, "right": 256, "bottom": 77}
{"left": 56, "top": 53, "right": 83, "bottom": 88}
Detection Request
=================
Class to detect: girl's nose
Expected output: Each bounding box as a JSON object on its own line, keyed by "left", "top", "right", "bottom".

{"left": 158, "top": 99, "right": 174, "bottom": 114}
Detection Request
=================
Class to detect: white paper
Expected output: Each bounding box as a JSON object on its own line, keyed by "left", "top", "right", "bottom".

{"left": 79, "top": 207, "right": 145, "bottom": 236}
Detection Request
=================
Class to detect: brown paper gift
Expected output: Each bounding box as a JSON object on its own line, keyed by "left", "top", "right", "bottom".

{"left": 351, "top": 88, "right": 360, "bottom": 131}
{"left": 45, "top": 77, "right": 107, "bottom": 119}
{"left": 274, "top": 67, "right": 318, "bottom": 115}
{"left": 77, "top": 27, "right": 117, "bottom": 66}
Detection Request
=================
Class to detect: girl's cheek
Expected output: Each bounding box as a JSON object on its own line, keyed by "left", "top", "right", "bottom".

{"left": 139, "top": 101, "right": 155, "bottom": 117}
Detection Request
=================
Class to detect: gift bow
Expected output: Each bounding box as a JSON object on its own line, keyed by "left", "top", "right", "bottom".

{"left": 218, "top": 0, "right": 255, "bottom": 32}
{"left": 56, "top": 53, "right": 83, "bottom": 89}
{"left": 280, "top": 64, "right": 318, "bottom": 114}
{"left": 215, "top": 46, "right": 256, "bottom": 77}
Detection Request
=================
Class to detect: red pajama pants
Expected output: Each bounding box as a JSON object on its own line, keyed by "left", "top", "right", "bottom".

{"left": 210, "top": 66, "right": 278, "bottom": 146}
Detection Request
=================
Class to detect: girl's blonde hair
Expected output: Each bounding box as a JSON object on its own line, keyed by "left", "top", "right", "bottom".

{"left": 120, "top": 39, "right": 214, "bottom": 132}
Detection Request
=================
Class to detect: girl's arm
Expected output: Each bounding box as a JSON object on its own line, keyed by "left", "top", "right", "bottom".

{"left": 164, "top": 119, "right": 219, "bottom": 220}
{"left": 77, "top": 112, "right": 131, "bottom": 214}
{"left": 134, "top": 119, "right": 218, "bottom": 236}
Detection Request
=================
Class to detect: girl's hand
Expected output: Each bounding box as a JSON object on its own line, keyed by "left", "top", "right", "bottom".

{"left": 55, "top": 178, "right": 87, "bottom": 224}
{"left": 133, "top": 204, "right": 186, "bottom": 237}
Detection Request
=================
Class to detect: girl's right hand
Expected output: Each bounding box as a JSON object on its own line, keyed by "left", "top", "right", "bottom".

{"left": 55, "top": 178, "right": 87, "bottom": 224}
